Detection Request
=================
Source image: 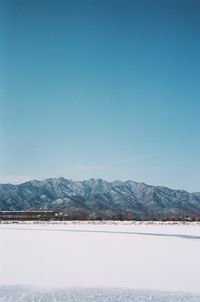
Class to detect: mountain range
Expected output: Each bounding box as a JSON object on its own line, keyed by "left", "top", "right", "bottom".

{"left": 0, "top": 178, "right": 200, "bottom": 219}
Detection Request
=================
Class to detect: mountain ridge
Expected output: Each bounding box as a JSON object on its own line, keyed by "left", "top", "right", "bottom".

{"left": 0, "top": 177, "right": 200, "bottom": 219}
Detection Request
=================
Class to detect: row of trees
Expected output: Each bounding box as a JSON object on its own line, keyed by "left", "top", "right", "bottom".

{"left": 55, "top": 208, "right": 200, "bottom": 221}
{"left": 1, "top": 209, "right": 200, "bottom": 221}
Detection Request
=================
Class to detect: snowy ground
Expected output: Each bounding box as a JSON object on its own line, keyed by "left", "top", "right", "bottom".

{"left": 0, "top": 222, "right": 200, "bottom": 301}
{"left": 1, "top": 286, "right": 200, "bottom": 302}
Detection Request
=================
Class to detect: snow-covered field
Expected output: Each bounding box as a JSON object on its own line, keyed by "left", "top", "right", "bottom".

{"left": 1, "top": 286, "right": 200, "bottom": 302}
{"left": 0, "top": 222, "right": 200, "bottom": 301}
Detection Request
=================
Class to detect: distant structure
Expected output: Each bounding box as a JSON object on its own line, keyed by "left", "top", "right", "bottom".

{"left": 0, "top": 210, "right": 56, "bottom": 221}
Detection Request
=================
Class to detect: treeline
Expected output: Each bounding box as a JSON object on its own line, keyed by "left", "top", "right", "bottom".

{"left": 1, "top": 209, "right": 200, "bottom": 221}
{"left": 56, "top": 208, "right": 200, "bottom": 221}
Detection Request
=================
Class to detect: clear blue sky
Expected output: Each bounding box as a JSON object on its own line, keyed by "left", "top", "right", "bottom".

{"left": 1, "top": 0, "right": 200, "bottom": 192}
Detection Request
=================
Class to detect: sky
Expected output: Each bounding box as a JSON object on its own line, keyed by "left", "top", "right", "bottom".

{"left": 1, "top": 0, "right": 200, "bottom": 192}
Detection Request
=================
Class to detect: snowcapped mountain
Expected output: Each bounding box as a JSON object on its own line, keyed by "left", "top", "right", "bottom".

{"left": 0, "top": 178, "right": 200, "bottom": 219}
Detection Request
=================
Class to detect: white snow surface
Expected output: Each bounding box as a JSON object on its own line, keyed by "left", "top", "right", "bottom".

{"left": 1, "top": 286, "right": 200, "bottom": 302}
{"left": 0, "top": 221, "right": 200, "bottom": 300}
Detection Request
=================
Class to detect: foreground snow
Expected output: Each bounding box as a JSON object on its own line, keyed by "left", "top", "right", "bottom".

{"left": 0, "top": 222, "right": 200, "bottom": 300}
{"left": 1, "top": 286, "right": 200, "bottom": 302}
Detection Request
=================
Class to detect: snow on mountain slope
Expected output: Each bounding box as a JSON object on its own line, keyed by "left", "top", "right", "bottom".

{"left": 0, "top": 178, "right": 200, "bottom": 217}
